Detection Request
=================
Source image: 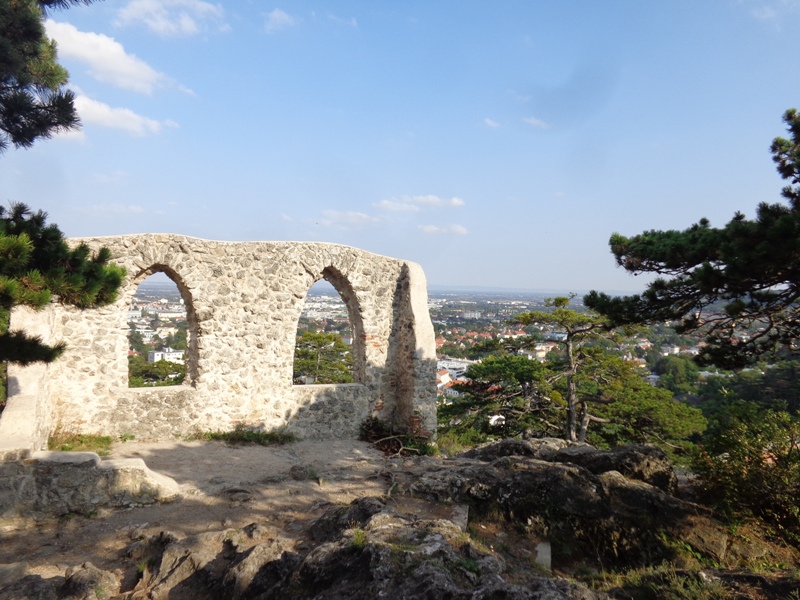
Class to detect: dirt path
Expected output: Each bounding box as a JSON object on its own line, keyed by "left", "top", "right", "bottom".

{"left": 0, "top": 439, "right": 404, "bottom": 583}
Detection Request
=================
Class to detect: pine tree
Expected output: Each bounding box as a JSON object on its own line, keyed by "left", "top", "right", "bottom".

{"left": 0, "top": 203, "right": 125, "bottom": 364}
{"left": 0, "top": 0, "right": 95, "bottom": 152}
{"left": 585, "top": 108, "right": 800, "bottom": 369}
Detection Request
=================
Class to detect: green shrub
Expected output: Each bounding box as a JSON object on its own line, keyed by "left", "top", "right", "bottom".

{"left": 191, "top": 424, "right": 296, "bottom": 446}
{"left": 594, "top": 564, "right": 730, "bottom": 599}
{"left": 691, "top": 408, "right": 800, "bottom": 545}
{"left": 49, "top": 431, "right": 114, "bottom": 456}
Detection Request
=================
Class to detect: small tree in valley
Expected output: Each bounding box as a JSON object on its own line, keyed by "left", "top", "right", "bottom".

{"left": 514, "top": 296, "right": 618, "bottom": 442}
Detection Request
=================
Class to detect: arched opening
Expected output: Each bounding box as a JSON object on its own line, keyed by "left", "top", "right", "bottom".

{"left": 127, "top": 267, "right": 198, "bottom": 388}
{"left": 293, "top": 268, "right": 365, "bottom": 385}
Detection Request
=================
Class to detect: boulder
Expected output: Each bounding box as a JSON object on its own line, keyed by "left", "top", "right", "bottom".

{"left": 552, "top": 444, "right": 678, "bottom": 493}
{"left": 268, "top": 500, "right": 604, "bottom": 600}
{"left": 411, "top": 454, "right": 706, "bottom": 568}
{"left": 461, "top": 438, "right": 582, "bottom": 462}
{"left": 221, "top": 539, "right": 286, "bottom": 599}
{"left": 0, "top": 575, "right": 60, "bottom": 600}
{"left": 145, "top": 530, "right": 240, "bottom": 600}
{"left": 307, "top": 496, "right": 390, "bottom": 542}
{"left": 61, "top": 562, "right": 120, "bottom": 600}
{"left": 464, "top": 440, "right": 678, "bottom": 493}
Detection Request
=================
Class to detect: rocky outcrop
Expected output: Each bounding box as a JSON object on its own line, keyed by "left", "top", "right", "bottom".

{"left": 1, "top": 441, "right": 797, "bottom": 599}
{"left": 0, "top": 451, "right": 181, "bottom": 518}
{"left": 412, "top": 446, "right": 775, "bottom": 569}
{"left": 122, "top": 498, "right": 603, "bottom": 600}
{"left": 462, "top": 439, "right": 677, "bottom": 492}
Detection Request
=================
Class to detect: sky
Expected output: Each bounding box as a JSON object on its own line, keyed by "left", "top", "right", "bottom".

{"left": 2, "top": 1, "right": 800, "bottom": 293}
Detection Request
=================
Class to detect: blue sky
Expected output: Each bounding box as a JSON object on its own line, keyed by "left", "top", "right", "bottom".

{"left": 2, "top": 0, "right": 800, "bottom": 292}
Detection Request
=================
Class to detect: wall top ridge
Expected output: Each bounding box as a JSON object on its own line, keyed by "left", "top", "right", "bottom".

{"left": 69, "top": 234, "right": 418, "bottom": 267}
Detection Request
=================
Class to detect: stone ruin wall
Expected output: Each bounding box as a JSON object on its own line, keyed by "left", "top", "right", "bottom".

{"left": 1, "top": 235, "right": 438, "bottom": 451}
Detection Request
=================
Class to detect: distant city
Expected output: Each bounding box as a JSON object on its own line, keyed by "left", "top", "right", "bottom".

{"left": 129, "top": 276, "right": 712, "bottom": 395}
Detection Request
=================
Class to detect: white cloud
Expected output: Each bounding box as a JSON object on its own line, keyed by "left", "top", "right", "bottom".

{"left": 328, "top": 14, "right": 358, "bottom": 28}
{"left": 264, "top": 9, "right": 298, "bottom": 33}
{"left": 54, "top": 127, "right": 86, "bottom": 142}
{"left": 523, "top": 116, "right": 551, "bottom": 130}
{"left": 412, "top": 195, "right": 465, "bottom": 207}
{"left": 372, "top": 199, "right": 420, "bottom": 212}
{"left": 375, "top": 195, "right": 465, "bottom": 211}
{"left": 749, "top": 0, "right": 800, "bottom": 27}
{"left": 484, "top": 118, "right": 501, "bottom": 128}
{"left": 319, "top": 210, "right": 380, "bottom": 229}
{"left": 751, "top": 6, "right": 778, "bottom": 19}
{"left": 280, "top": 213, "right": 293, "bottom": 221}
{"left": 116, "top": 0, "right": 228, "bottom": 36}
{"left": 75, "top": 95, "right": 178, "bottom": 136}
{"left": 45, "top": 20, "right": 166, "bottom": 94}
{"left": 77, "top": 204, "right": 146, "bottom": 215}
{"left": 418, "top": 224, "right": 468, "bottom": 235}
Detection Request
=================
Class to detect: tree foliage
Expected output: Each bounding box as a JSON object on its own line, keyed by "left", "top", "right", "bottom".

{"left": 514, "top": 295, "right": 618, "bottom": 442}
{"left": 582, "top": 354, "right": 706, "bottom": 457}
{"left": 692, "top": 407, "right": 800, "bottom": 544}
{"left": 128, "top": 355, "right": 185, "bottom": 387}
{"left": 585, "top": 109, "right": 800, "bottom": 368}
{"left": 0, "top": 0, "right": 94, "bottom": 152}
{"left": 293, "top": 331, "right": 353, "bottom": 384}
{"left": 653, "top": 355, "right": 701, "bottom": 395}
{"left": 0, "top": 203, "right": 125, "bottom": 364}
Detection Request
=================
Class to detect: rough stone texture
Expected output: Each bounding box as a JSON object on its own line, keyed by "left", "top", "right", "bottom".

{"left": 461, "top": 437, "right": 585, "bottom": 462}
{"left": 463, "top": 439, "right": 678, "bottom": 493}
{"left": 61, "top": 562, "right": 120, "bottom": 600}
{"left": 551, "top": 443, "right": 678, "bottom": 493}
{"left": 0, "top": 236, "right": 437, "bottom": 452}
{"left": 0, "top": 574, "right": 61, "bottom": 600}
{"left": 409, "top": 454, "right": 755, "bottom": 569}
{"left": 124, "top": 499, "right": 605, "bottom": 600}
{"left": 0, "top": 451, "right": 180, "bottom": 517}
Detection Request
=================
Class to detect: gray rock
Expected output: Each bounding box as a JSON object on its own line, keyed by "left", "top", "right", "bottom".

{"left": 552, "top": 444, "right": 678, "bottom": 493}
{"left": 411, "top": 454, "right": 712, "bottom": 569}
{"left": 0, "top": 575, "right": 60, "bottom": 600}
{"left": 269, "top": 504, "right": 604, "bottom": 600}
{"left": 61, "top": 562, "right": 119, "bottom": 600}
{"left": 307, "top": 496, "right": 390, "bottom": 542}
{"left": 464, "top": 440, "right": 678, "bottom": 493}
{"left": 222, "top": 539, "right": 286, "bottom": 599}
{"left": 147, "top": 530, "right": 239, "bottom": 600}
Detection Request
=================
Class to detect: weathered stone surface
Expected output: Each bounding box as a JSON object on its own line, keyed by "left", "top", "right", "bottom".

{"left": 1, "top": 446, "right": 797, "bottom": 599}
{"left": 0, "top": 574, "right": 60, "bottom": 600}
{"left": 307, "top": 496, "right": 389, "bottom": 542}
{"left": 552, "top": 444, "right": 678, "bottom": 493}
{"left": 267, "top": 502, "right": 603, "bottom": 600}
{"left": 462, "top": 437, "right": 584, "bottom": 461}
{"left": 221, "top": 539, "right": 287, "bottom": 599}
{"left": 0, "top": 451, "right": 180, "bottom": 518}
{"left": 60, "top": 562, "right": 119, "bottom": 600}
{"left": 146, "top": 530, "right": 240, "bottom": 600}
{"left": 411, "top": 454, "right": 720, "bottom": 568}
{"left": 464, "top": 439, "right": 678, "bottom": 493}
{"left": 0, "top": 236, "right": 437, "bottom": 455}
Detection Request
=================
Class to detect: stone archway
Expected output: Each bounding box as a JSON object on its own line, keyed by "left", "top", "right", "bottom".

{"left": 0, "top": 235, "right": 437, "bottom": 450}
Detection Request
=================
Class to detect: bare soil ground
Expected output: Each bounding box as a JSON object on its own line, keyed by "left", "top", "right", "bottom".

{"left": 0, "top": 439, "right": 422, "bottom": 585}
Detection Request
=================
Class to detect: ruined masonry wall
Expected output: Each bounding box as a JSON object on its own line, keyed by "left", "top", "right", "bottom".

{"left": 1, "top": 235, "right": 438, "bottom": 447}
